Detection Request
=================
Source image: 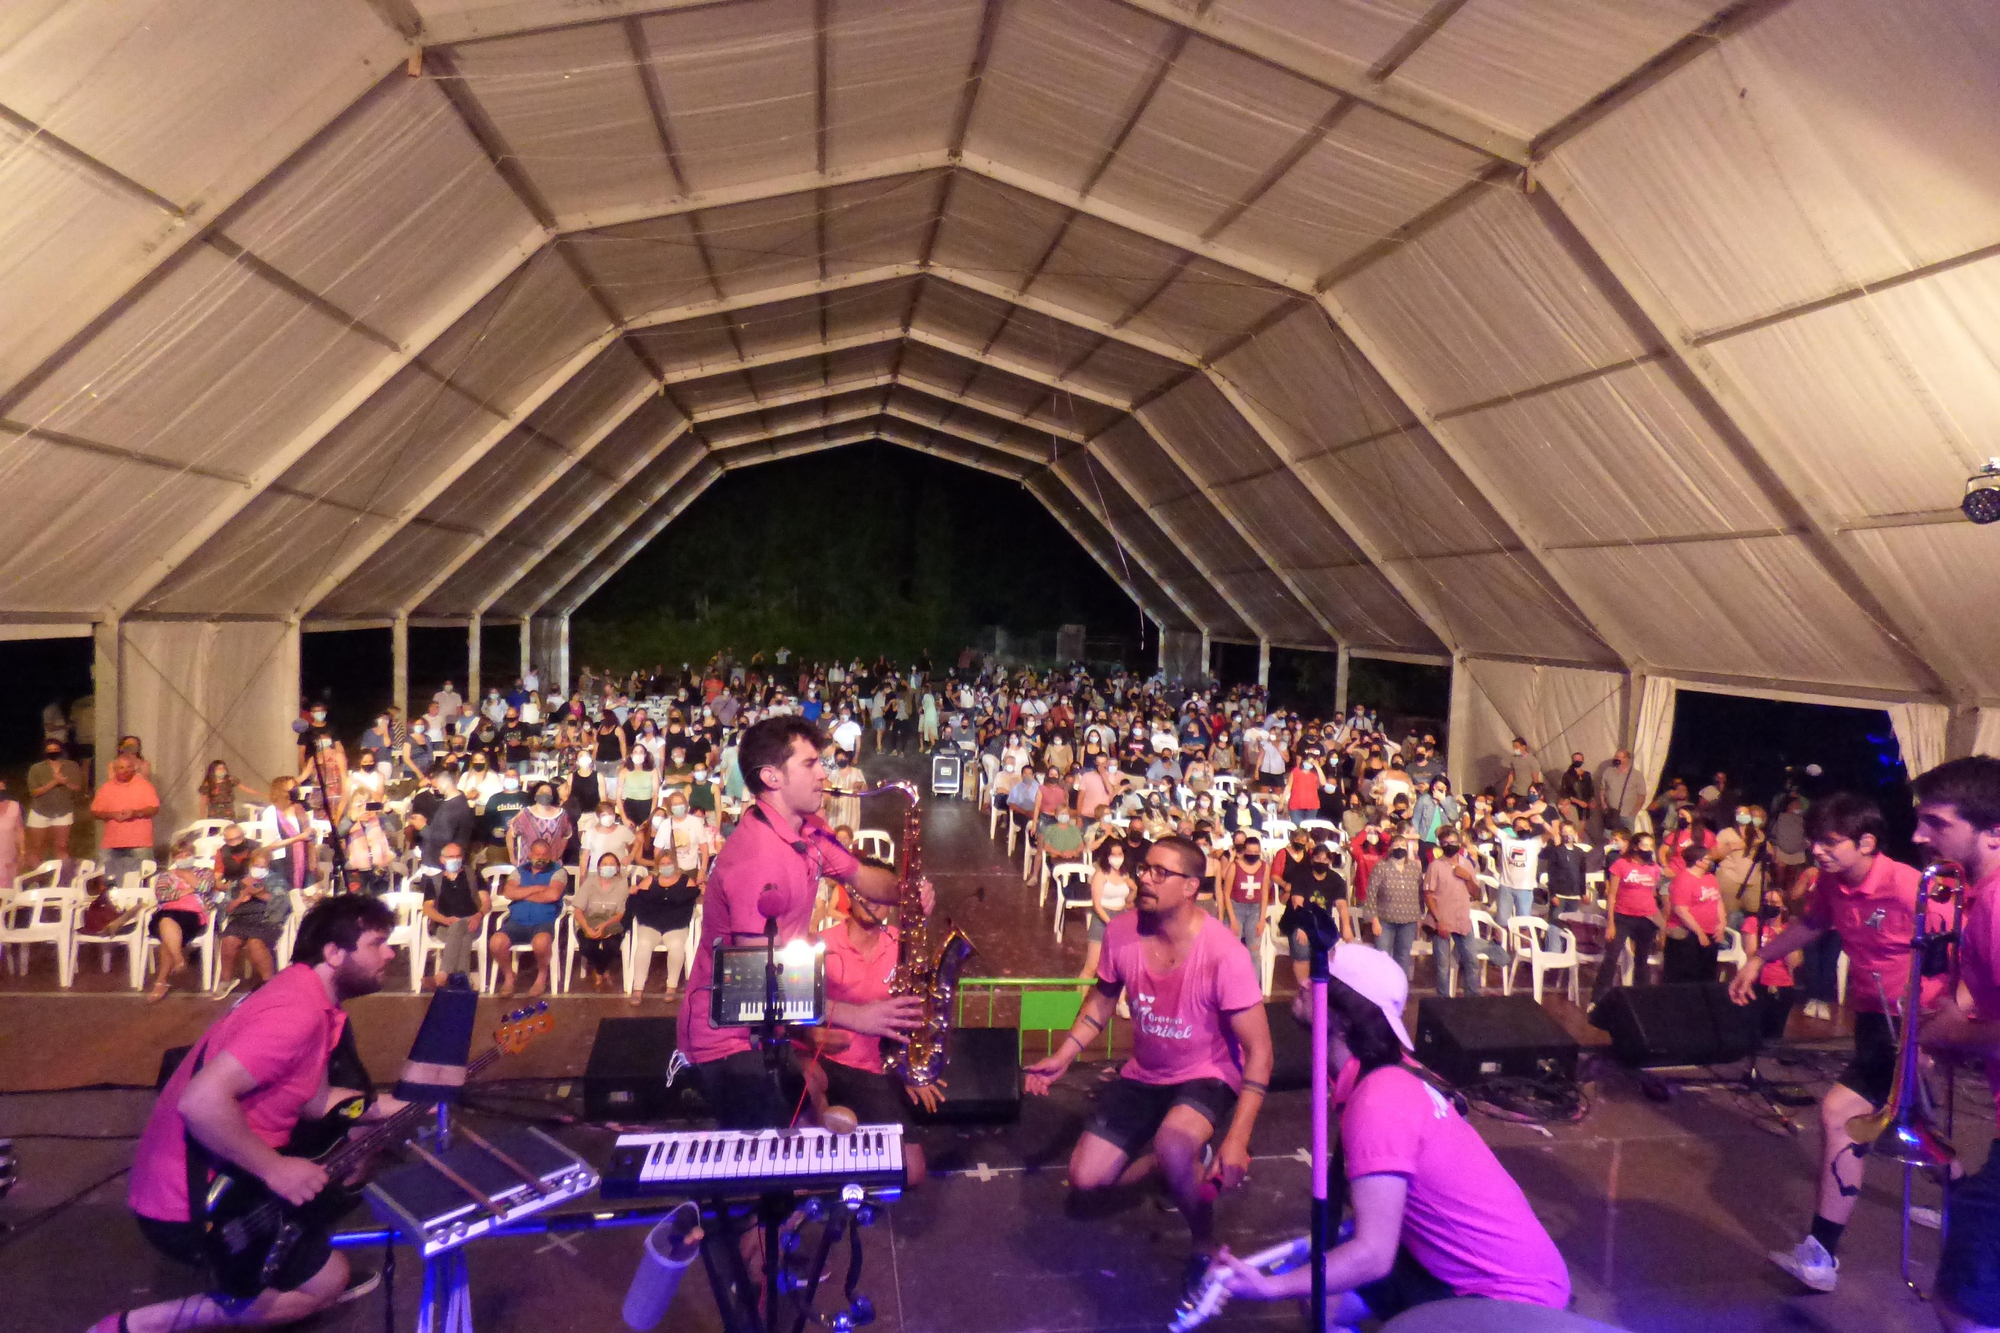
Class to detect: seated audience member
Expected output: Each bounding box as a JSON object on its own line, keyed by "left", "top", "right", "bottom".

{"left": 214, "top": 846, "right": 289, "bottom": 997}
{"left": 494, "top": 839, "right": 566, "bottom": 998}
{"left": 572, "top": 852, "right": 631, "bottom": 991}
{"left": 147, "top": 840, "right": 214, "bottom": 1003}
{"left": 420, "top": 842, "right": 489, "bottom": 988}
{"left": 627, "top": 858, "right": 700, "bottom": 1004}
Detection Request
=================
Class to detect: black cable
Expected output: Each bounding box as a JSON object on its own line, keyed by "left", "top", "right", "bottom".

{"left": 1465, "top": 1072, "right": 1590, "bottom": 1125}
{"left": 0, "top": 1083, "right": 156, "bottom": 1096}
{"left": 0, "top": 1164, "right": 130, "bottom": 1254}
{"left": 1, "top": 1132, "right": 141, "bottom": 1140}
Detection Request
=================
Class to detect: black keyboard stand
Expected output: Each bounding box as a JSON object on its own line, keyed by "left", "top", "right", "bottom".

{"left": 695, "top": 1186, "right": 878, "bottom": 1333}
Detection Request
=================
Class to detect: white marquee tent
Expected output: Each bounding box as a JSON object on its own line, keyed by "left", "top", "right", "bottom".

{"left": 3, "top": 0, "right": 1998, "bottom": 829}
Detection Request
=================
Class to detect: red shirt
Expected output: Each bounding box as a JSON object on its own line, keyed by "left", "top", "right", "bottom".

{"left": 1230, "top": 859, "right": 1271, "bottom": 904}
{"left": 816, "top": 923, "right": 899, "bottom": 1074}
{"left": 1669, "top": 868, "right": 1723, "bottom": 936}
{"left": 678, "top": 797, "right": 861, "bottom": 1063}
{"left": 1336, "top": 1060, "right": 1571, "bottom": 1308}
{"left": 1802, "top": 854, "right": 1940, "bottom": 1015}
{"left": 129, "top": 964, "right": 345, "bottom": 1221}
{"left": 1609, "top": 857, "right": 1663, "bottom": 917}
{"left": 1742, "top": 914, "right": 1794, "bottom": 988}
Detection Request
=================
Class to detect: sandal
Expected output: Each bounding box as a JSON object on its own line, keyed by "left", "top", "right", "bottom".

{"left": 147, "top": 981, "right": 171, "bottom": 1004}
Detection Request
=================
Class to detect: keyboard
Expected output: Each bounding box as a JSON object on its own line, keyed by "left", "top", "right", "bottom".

{"left": 725, "top": 997, "right": 819, "bottom": 1024}
{"left": 600, "top": 1125, "right": 906, "bottom": 1201}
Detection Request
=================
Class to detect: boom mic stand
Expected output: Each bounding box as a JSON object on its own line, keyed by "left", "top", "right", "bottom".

{"left": 1295, "top": 901, "right": 1342, "bottom": 1333}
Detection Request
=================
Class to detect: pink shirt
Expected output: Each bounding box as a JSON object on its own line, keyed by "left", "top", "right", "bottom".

{"left": 1097, "top": 911, "right": 1262, "bottom": 1089}
{"left": 678, "top": 797, "right": 861, "bottom": 1063}
{"left": 1952, "top": 866, "right": 2000, "bottom": 1117}
{"left": 1669, "top": 868, "right": 1723, "bottom": 936}
{"left": 1336, "top": 1059, "right": 1571, "bottom": 1309}
{"left": 1609, "top": 857, "right": 1663, "bottom": 917}
{"left": 817, "top": 923, "right": 898, "bottom": 1074}
{"left": 1802, "top": 854, "right": 1938, "bottom": 1014}
{"left": 129, "top": 964, "right": 345, "bottom": 1221}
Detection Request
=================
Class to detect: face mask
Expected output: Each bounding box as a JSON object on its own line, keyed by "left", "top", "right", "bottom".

{"left": 1635, "top": 848, "right": 1655, "bottom": 862}
{"left": 600, "top": 867, "right": 619, "bottom": 880}
{"left": 1391, "top": 847, "right": 1407, "bottom": 860}
{"left": 443, "top": 858, "right": 463, "bottom": 873}
{"left": 1107, "top": 855, "right": 1124, "bottom": 868}
{"left": 693, "top": 769, "right": 706, "bottom": 781}
{"left": 600, "top": 813, "right": 615, "bottom": 827}
{"left": 503, "top": 777, "right": 521, "bottom": 791}
{"left": 249, "top": 867, "right": 270, "bottom": 881}
{"left": 669, "top": 805, "right": 687, "bottom": 818}
{"left": 1056, "top": 813, "right": 1070, "bottom": 824}
{"left": 1736, "top": 811, "right": 1753, "bottom": 824}
{"left": 311, "top": 711, "right": 326, "bottom": 722}
{"left": 536, "top": 791, "right": 556, "bottom": 807}
{"left": 577, "top": 757, "right": 593, "bottom": 771}
{"left": 1440, "top": 843, "right": 1459, "bottom": 855}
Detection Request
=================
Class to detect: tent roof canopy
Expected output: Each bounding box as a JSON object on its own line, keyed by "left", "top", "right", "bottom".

{"left": 5, "top": 0, "right": 1998, "bottom": 705}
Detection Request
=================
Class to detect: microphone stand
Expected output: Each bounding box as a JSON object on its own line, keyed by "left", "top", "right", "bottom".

{"left": 1297, "top": 901, "right": 1340, "bottom": 1333}
{"left": 305, "top": 736, "right": 349, "bottom": 891}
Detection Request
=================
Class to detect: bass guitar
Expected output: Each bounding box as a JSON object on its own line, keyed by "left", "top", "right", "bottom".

{"left": 201, "top": 1001, "right": 551, "bottom": 1297}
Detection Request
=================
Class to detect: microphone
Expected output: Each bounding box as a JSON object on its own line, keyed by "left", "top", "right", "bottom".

{"left": 621, "top": 1201, "right": 702, "bottom": 1330}
{"left": 756, "top": 886, "right": 787, "bottom": 921}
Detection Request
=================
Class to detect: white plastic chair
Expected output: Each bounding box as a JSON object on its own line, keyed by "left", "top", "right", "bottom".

{"left": 484, "top": 903, "right": 566, "bottom": 997}
{"left": 683, "top": 901, "right": 703, "bottom": 984}
{"left": 1260, "top": 818, "right": 1296, "bottom": 845}
{"left": 1211, "top": 774, "right": 1240, "bottom": 798}
{"left": 1, "top": 888, "right": 79, "bottom": 986}
{"left": 70, "top": 887, "right": 154, "bottom": 989}
{"left": 141, "top": 903, "right": 219, "bottom": 993}
{"left": 1296, "top": 819, "right": 1338, "bottom": 841}
{"left": 1051, "top": 864, "right": 1093, "bottom": 942}
{"left": 275, "top": 889, "right": 308, "bottom": 969}
{"left": 411, "top": 875, "right": 488, "bottom": 989}
{"left": 176, "top": 818, "right": 234, "bottom": 845}
{"left": 853, "top": 829, "right": 894, "bottom": 865}
{"left": 380, "top": 889, "right": 429, "bottom": 994}
{"left": 1258, "top": 901, "right": 1286, "bottom": 998}
{"left": 1506, "top": 917, "right": 1579, "bottom": 1004}
{"left": 1716, "top": 925, "right": 1746, "bottom": 973}
{"left": 1464, "top": 908, "right": 1510, "bottom": 996}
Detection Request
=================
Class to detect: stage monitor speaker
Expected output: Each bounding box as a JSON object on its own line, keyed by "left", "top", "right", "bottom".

{"left": 1414, "top": 995, "right": 1580, "bottom": 1089}
{"left": 158, "top": 1044, "right": 192, "bottom": 1090}
{"left": 1588, "top": 982, "right": 1759, "bottom": 1068}
{"left": 912, "top": 1026, "right": 1021, "bottom": 1124}
{"left": 585, "top": 1017, "right": 695, "bottom": 1121}
{"left": 1267, "top": 1000, "right": 1314, "bottom": 1092}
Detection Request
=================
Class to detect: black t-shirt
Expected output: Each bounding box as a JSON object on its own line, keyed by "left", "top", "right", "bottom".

{"left": 482, "top": 790, "right": 528, "bottom": 844}
{"left": 424, "top": 868, "right": 482, "bottom": 918}
{"left": 1294, "top": 868, "right": 1346, "bottom": 908}
{"left": 630, "top": 871, "right": 700, "bottom": 932}
{"left": 502, "top": 724, "right": 531, "bottom": 764}
{"left": 409, "top": 788, "right": 443, "bottom": 828}
{"left": 595, "top": 723, "right": 623, "bottom": 762}
{"left": 567, "top": 770, "right": 602, "bottom": 816}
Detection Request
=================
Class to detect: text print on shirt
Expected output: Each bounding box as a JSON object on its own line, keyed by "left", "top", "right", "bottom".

{"left": 1132, "top": 990, "right": 1196, "bottom": 1042}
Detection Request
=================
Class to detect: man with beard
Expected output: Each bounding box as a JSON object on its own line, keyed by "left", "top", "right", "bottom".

{"left": 101, "top": 897, "right": 400, "bottom": 1331}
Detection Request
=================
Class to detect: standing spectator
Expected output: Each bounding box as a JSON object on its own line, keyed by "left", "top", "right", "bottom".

{"left": 1077, "top": 841, "right": 1134, "bottom": 981}
{"left": 0, "top": 777, "right": 21, "bottom": 889}
{"left": 826, "top": 750, "right": 867, "bottom": 831}
{"left": 1769, "top": 793, "right": 1811, "bottom": 892}
{"left": 580, "top": 801, "right": 636, "bottom": 867}
{"left": 1665, "top": 857, "right": 1724, "bottom": 982}
{"left": 420, "top": 843, "right": 488, "bottom": 988}
{"left": 434, "top": 679, "right": 463, "bottom": 719}
{"left": 1556, "top": 753, "right": 1595, "bottom": 827}
{"left": 197, "top": 760, "right": 260, "bottom": 821}
{"left": 417, "top": 771, "right": 475, "bottom": 871}
{"left": 26, "top": 740, "right": 85, "bottom": 866}
{"left": 1424, "top": 833, "right": 1481, "bottom": 997}
{"left": 1595, "top": 750, "right": 1641, "bottom": 834}
{"left": 1713, "top": 804, "right": 1770, "bottom": 926}
{"left": 1501, "top": 738, "right": 1542, "bottom": 801}
{"left": 1222, "top": 835, "right": 1272, "bottom": 957}
{"left": 1369, "top": 835, "right": 1425, "bottom": 979}
{"left": 1590, "top": 833, "right": 1667, "bottom": 1001}
{"left": 507, "top": 782, "right": 573, "bottom": 867}
{"left": 618, "top": 748, "right": 660, "bottom": 827}
{"left": 92, "top": 755, "right": 160, "bottom": 885}
{"left": 1491, "top": 812, "right": 1546, "bottom": 927}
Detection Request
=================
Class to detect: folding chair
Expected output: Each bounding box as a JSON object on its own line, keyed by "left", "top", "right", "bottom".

{"left": 1050, "top": 864, "right": 1093, "bottom": 942}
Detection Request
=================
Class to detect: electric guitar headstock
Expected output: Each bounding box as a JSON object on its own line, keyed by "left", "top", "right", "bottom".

{"left": 493, "top": 1000, "right": 553, "bottom": 1055}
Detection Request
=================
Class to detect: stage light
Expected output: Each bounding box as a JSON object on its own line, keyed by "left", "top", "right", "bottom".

{"left": 1964, "top": 460, "right": 2000, "bottom": 525}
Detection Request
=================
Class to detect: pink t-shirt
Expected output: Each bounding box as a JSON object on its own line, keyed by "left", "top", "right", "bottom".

{"left": 1802, "top": 854, "right": 1939, "bottom": 1015}
{"left": 678, "top": 798, "right": 861, "bottom": 1063}
{"left": 817, "top": 923, "right": 899, "bottom": 1074}
{"left": 1096, "top": 910, "right": 1262, "bottom": 1088}
{"left": 1336, "top": 1059, "right": 1571, "bottom": 1309}
{"left": 1952, "top": 866, "right": 2000, "bottom": 1117}
{"left": 1609, "top": 857, "right": 1663, "bottom": 917}
{"left": 1669, "top": 869, "right": 1723, "bottom": 936}
{"left": 129, "top": 964, "right": 346, "bottom": 1221}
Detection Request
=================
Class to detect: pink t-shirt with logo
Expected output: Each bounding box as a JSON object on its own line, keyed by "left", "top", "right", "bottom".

{"left": 1669, "top": 868, "right": 1723, "bottom": 936}
{"left": 1609, "top": 857, "right": 1663, "bottom": 917}
{"left": 1802, "top": 854, "right": 1940, "bottom": 1015}
{"left": 1097, "top": 911, "right": 1262, "bottom": 1088}
{"left": 1336, "top": 1059, "right": 1571, "bottom": 1309}
{"left": 816, "top": 923, "right": 899, "bottom": 1074}
{"left": 678, "top": 798, "right": 861, "bottom": 1063}
{"left": 1952, "top": 866, "right": 2000, "bottom": 1117}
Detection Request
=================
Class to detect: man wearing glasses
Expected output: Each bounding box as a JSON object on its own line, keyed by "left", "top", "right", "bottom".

{"left": 1025, "top": 835, "right": 1273, "bottom": 1294}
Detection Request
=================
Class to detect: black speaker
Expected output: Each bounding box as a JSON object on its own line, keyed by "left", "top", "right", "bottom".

{"left": 1414, "top": 995, "right": 1580, "bottom": 1088}
{"left": 912, "top": 1026, "right": 1021, "bottom": 1124}
{"left": 1267, "top": 1000, "right": 1314, "bottom": 1092}
{"left": 158, "top": 1044, "right": 193, "bottom": 1090}
{"left": 1589, "top": 982, "right": 1759, "bottom": 1068}
{"left": 584, "top": 1017, "right": 695, "bottom": 1121}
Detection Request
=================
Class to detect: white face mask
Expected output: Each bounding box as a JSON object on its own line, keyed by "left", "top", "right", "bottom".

{"left": 248, "top": 867, "right": 270, "bottom": 881}
{"left": 503, "top": 777, "right": 521, "bottom": 791}
{"left": 443, "top": 858, "right": 462, "bottom": 873}
{"left": 599, "top": 867, "right": 619, "bottom": 880}
{"left": 1736, "top": 811, "right": 1753, "bottom": 824}
{"left": 669, "top": 805, "right": 687, "bottom": 818}
{"left": 600, "top": 813, "right": 615, "bottom": 827}
{"left": 577, "top": 757, "right": 593, "bottom": 771}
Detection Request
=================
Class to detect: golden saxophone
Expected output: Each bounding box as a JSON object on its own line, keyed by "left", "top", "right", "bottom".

{"left": 850, "top": 780, "right": 975, "bottom": 1088}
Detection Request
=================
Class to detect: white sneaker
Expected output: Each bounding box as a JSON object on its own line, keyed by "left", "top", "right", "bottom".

{"left": 1769, "top": 1236, "right": 1838, "bottom": 1292}
{"left": 1911, "top": 1205, "right": 1943, "bottom": 1231}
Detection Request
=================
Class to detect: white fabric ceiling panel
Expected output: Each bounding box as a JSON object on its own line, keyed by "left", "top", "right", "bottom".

{"left": 818, "top": 281, "right": 920, "bottom": 343}
{"left": 1207, "top": 469, "right": 1366, "bottom": 572}
{"left": 1408, "top": 549, "right": 1618, "bottom": 666}
{"left": 1050, "top": 451, "right": 1248, "bottom": 636}
{"left": 1125, "top": 259, "right": 1301, "bottom": 363}
{"left": 638, "top": 0, "right": 818, "bottom": 193}
{"left": 426, "top": 537, "right": 535, "bottom": 618}
{"left": 421, "top": 253, "right": 610, "bottom": 413}
{"left": 1439, "top": 362, "right": 1786, "bottom": 546}
{"left": 446, "top": 22, "right": 674, "bottom": 226}
{"left": 825, "top": 0, "right": 981, "bottom": 169}
{"left": 691, "top": 180, "right": 923, "bottom": 298}
{"left": 1230, "top": 565, "right": 1327, "bottom": 645}
{"left": 222, "top": 80, "right": 539, "bottom": 344}
{"left": 419, "top": 431, "right": 554, "bottom": 531}
{"left": 1290, "top": 430, "right": 1520, "bottom": 562}
{"left": 1206, "top": 0, "right": 1429, "bottom": 71}
{"left": 963, "top": 0, "right": 1180, "bottom": 195}
{"left": 1705, "top": 259, "right": 2000, "bottom": 523}
{"left": 1142, "top": 376, "right": 1283, "bottom": 486}
{"left": 1218, "top": 106, "right": 1492, "bottom": 280}
{"left": 0, "top": 123, "right": 171, "bottom": 392}
{"left": 1389, "top": 0, "right": 1714, "bottom": 140}
{"left": 147, "top": 496, "right": 384, "bottom": 617}
{"left": 1547, "top": 534, "right": 1927, "bottom": 690}
{"left": 276, "top": 361, "right": 500, "bottom": 511}
{"left": 1150, "top": 490, "right": 1270, "bottom": 579}
{"left": 1091, "top": 420, "right": 1193, "bottom": 508}
{"left": 0, "top": 432, "right": 238, "bottom": 614}
{"left": 1335, "top": 187, "right": 1653, "bottom": 412}
{"left": 580, "top": 397, "right": 693, "bottom": 484}
{"left": 1285, "top": 565, "right": 1444, "bottom": 654}
{"left": 1090, "top": 40, "right": 1341, "bottom": 250}
{"left": 1215, "top": 305, "right": 1415, "bottom": 452}
{"left": 1025, "top": 214, "right": 1188, "bottom": 334}
{"left": 704, "top": 388, "right": 887, "bottom": 448}
{"left": 1060, "top": 340, "right": 1182, "bottom": 407}
{"left": 315, "top": 521, "right": 478, "bottom": 618}
{"left": 0, "top": 0, "right": 390, "bottom": 206}
{"left": 909, "top": 279, "right": 1012, "bottom": 351}
{"left": 1847, "top": 523, "right": 2000, "bottom": 699}
{"left": 933, "top": 172, "right": 1072, "bottom": 288}
{"left": 10, "top": 245, "right": 386, "bottom": 478}
{"left": 1556, "top": 0, "right": 2000, "bottom": 336}
{"left": 820, "top": 174, "right": 948, "bottom": 276}
{"left": 517, "top": 340, "right": 651, "bottom": 448}
{"left": 565, "top": 219, "right": 714, "bottom": 324}
{"left": 1026, "top": 471, "right": 1189, "bottom": 629}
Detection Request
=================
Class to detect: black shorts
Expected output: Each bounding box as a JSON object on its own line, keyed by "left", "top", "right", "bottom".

{"left": 153, "top": 909, "right": 204, "bottom": 940}
{"left": 1837, "top": 1010, "right": 1898, "bottom": 1109}
{"left": 693, "top": 1048, "right": 807, "bottom": 1131}
{"left": 135, "top": 1212, "right": 333, "bottom": 1295}
{"left": 1355, "top": 1245, "right": 1458, "bottom": 1321}
{"left": 821, "top": 1060, "right": 911, "bottom": 1128}
{"left": 1085, "top": 1075, "right": 1237, "bottom": 1158}
{"left": 1938, "top": 1139, "right": 2000, "bottom": 1325}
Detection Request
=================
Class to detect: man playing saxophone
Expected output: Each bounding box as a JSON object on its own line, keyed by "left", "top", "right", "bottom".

{"left": 1912, "top": 756, "right": 2000, "bottom": 1332}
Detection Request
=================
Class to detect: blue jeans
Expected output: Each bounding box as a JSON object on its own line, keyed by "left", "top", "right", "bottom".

{"left": 1230, "top": 904, "right": 1261, "bottom": 955}
{"left": 1378, "top": 921, "right": 1419, "bottom": 978}
{"left": 1494, "top": 887, "right": 1536, "bottom": 929}
{"left": 1437, "top": 932, "right": 1482, "bottom": 997}
{"left": 1801, "top": 930, "right": 1843, "bottom": 1005}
